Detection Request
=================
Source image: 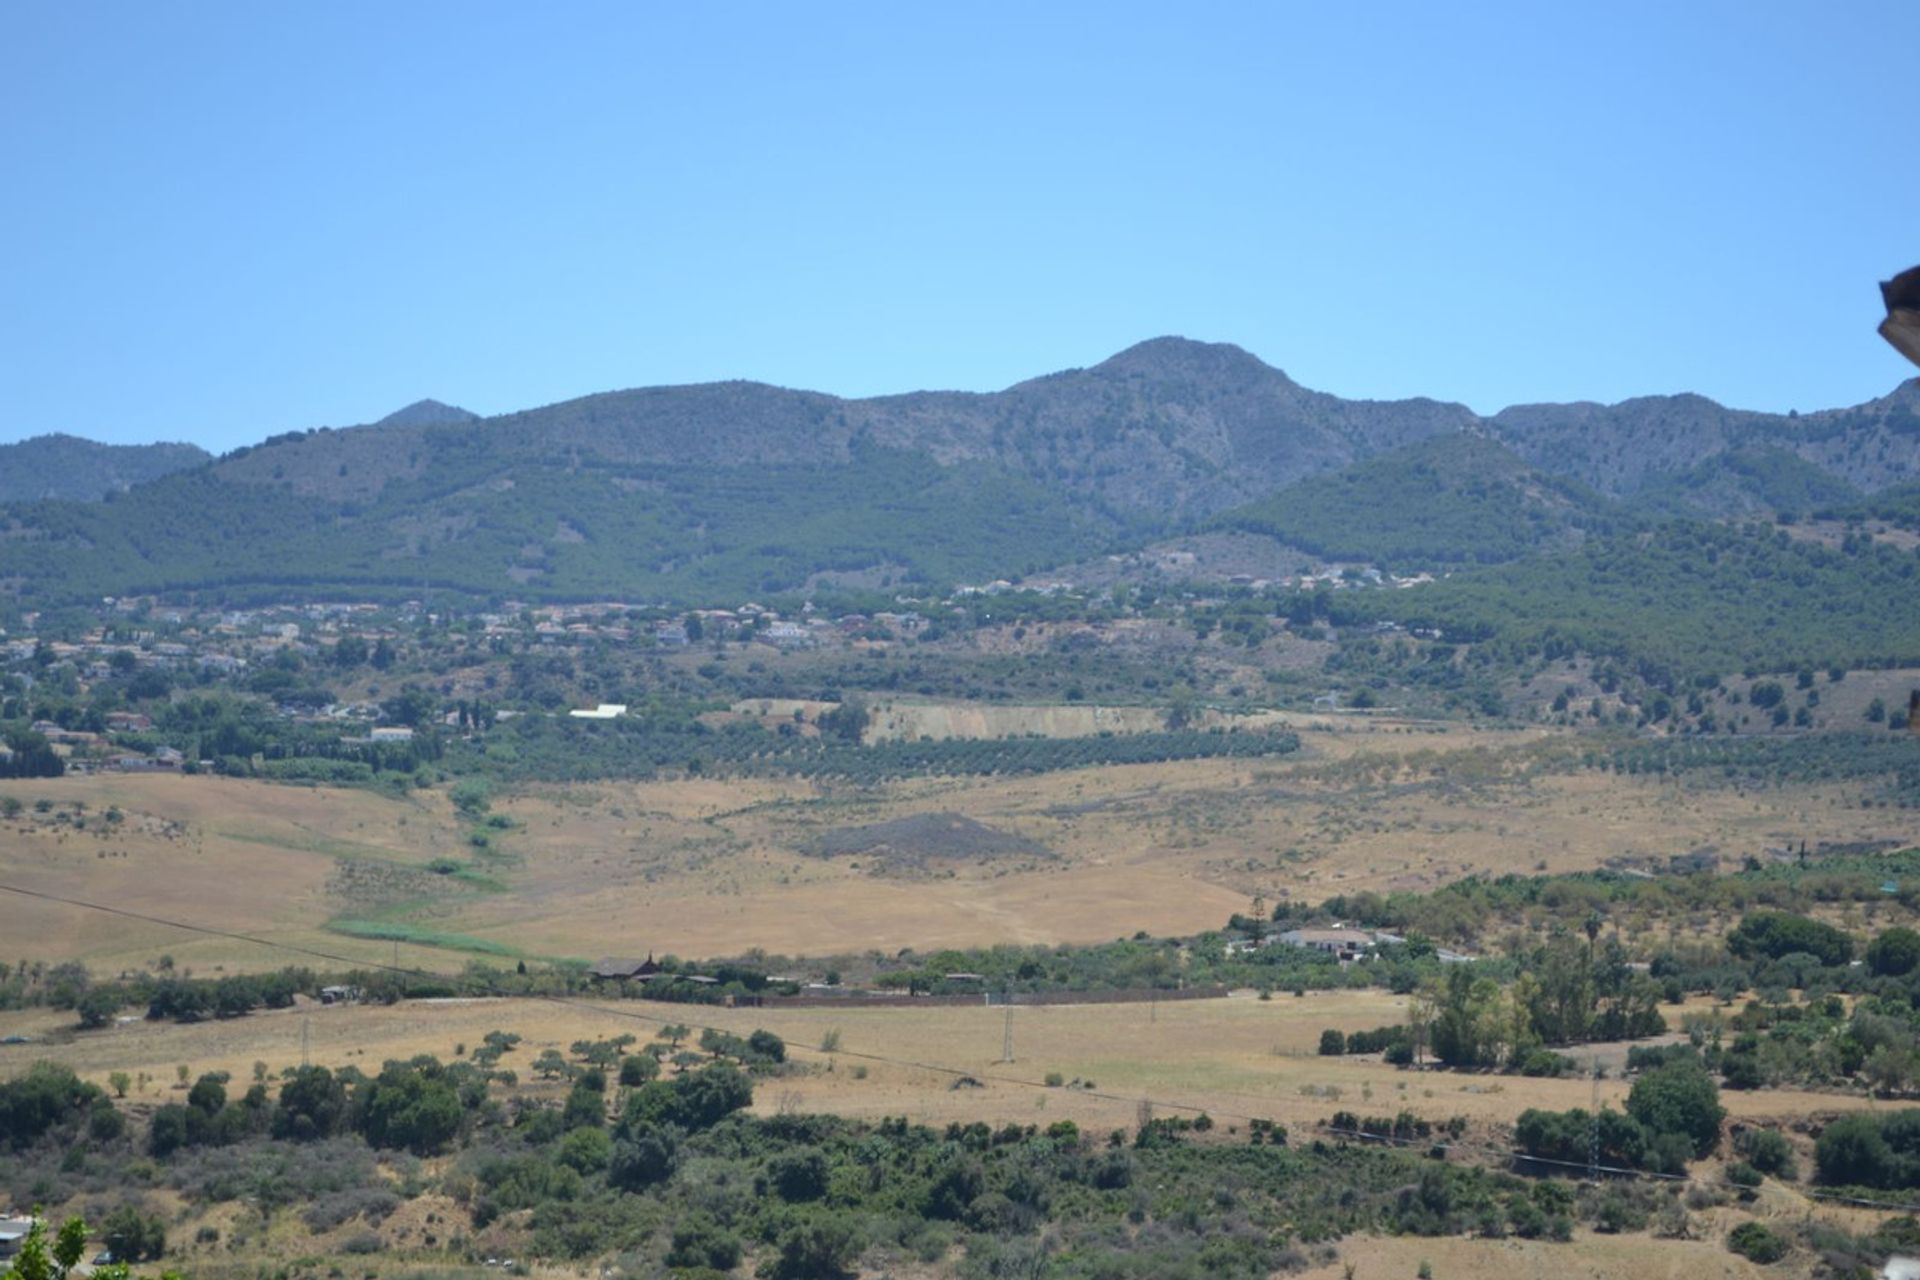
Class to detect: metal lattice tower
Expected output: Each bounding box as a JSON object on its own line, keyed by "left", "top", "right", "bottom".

{"left": 1588, "top": 1054, "right": 1601, "bottom": 1181}
{"left": 1001, "top": 1005, "right": 1014, "bottom": 1063}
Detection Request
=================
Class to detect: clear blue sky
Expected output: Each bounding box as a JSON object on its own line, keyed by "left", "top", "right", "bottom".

{"left": 4, "top": 2, "right": 1916, "bottom": 450}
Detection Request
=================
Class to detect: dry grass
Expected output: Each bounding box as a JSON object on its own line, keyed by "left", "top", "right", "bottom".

{"left": 0, "top": 991, "right": 1870, "bottom": 1139}
{"left": 3, "top": 717, "right": 1913, "bottom": 973}
{"left": 1294, "top": 1230, "right": 1778, "bottom": 1280}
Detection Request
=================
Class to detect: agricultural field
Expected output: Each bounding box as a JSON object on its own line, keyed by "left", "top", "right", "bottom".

{"left": 4, "top": 714, "right": 1916, "bottom": 973}
{"left": 0, "top": 989, "right": 1871, "bottom": 1139}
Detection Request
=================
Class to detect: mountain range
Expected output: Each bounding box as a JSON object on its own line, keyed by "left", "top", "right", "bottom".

{"left": 2, "top": 338, "right": 1917, "bottom": 606}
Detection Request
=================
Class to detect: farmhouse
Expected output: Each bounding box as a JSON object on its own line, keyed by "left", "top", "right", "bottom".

{"left": 0, "top": 1216, "right": 37, "bottom": 1260}
{"left": 1274, "top": 926, "right": 1376, "bottom": 962}
{"left": 590, "top": 955, "right": 660, "bottom": 982}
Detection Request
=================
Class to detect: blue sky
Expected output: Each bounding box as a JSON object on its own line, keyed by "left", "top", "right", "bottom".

{"left": 3, "top": 2, "right": 1916, "bottom": 449}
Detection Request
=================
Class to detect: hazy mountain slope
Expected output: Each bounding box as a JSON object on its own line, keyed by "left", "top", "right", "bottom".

{"left": 0, "top": 435, "right": 210, "bottom": 501}
{"left": 0, "top": 442, "right": 1111, "bottom": 604}
{"left": 1629, "top": 446, "right": 1863, "bottom": 520}
{"left": 207, "top": 339, "right": 1480, "bottom": 519}
{"left": 1361, "top": 518, "right": 1920, "bottom": 681}
{"left": 375, "top": 399, "right": 480, "bottom": 429}
{"left": 848, "top": 338, "right": 1481, "bottom": 519}
{"left": 1491, "top": 379, "right": 1920, "bottom": 496}
{"left": 1214, "top": 434, "right": 1621, "bottom": 567}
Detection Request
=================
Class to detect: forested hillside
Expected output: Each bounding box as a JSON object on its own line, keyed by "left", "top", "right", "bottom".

{"left": 1214, "top": 434, "right": 1621, "bottom": 567}
{"left": 0, "top": 434, "right": 208, "bottom": 501}
{"left": 1346, "top": 520, "right": 1920, "bottom": 681}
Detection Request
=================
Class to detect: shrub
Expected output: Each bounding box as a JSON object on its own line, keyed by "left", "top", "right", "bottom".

{"left": 1817, "top": 1112, "right": 1895, "bottom": 1187}
{"left": 1727, "top": 1221, "right": 1788, "bottom": 1264}
{"left": 1727, "top": 912, "right": 1854, "bottom": 968}
{"left": 100, "top": 1204, "right": 167, "bottom": 1261}
{"left": 767, "top": 1214, "right": 862, "bottom": 1280}
{"left": 608, "top": 1124, "right": 681, "bottom": 1190}
{"left": 554, "top": 1125, "right": 613, "bottom": 1174}
{"left": 1318, "top": 1029, "right": 1346, "bottom": 1056}
{"left": 666, "top": 1216, "right": 742, "bottom": 1271}
{"left": 358, "top": 1060, "right": 463, "bottom": 1155}
{"left": 0, "top": 1062, "right": 107, "bottom": 1148}
{"left": 769, "top": 1147, "right": 831, "bottom": 1202}
{"left": 1736, "top": 1127, "right": 1797, "bottom": 1179}
{"left": 1518, "top": 1049, "right": 1575, "bottom": 1077}
{"left": 272, "top": 1066, "right": 347, "bottom": 1141}
{"left": 302, "top": 1188, "right": 401, "bottom": 1232}
{"left": 1869, "top": 927, "right": 1920, "bottom": 978}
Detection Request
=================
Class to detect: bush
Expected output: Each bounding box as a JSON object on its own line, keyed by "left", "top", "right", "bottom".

{"left": 0, "top": 1062, "right": 107, "bottom": 1148}
{"left": 1318, "top": 1029, "right": 1346, "bottom": 1056}
{"left": 1736, "top": 1127, "right": 1797, "bottom": 1179}
{"left": 1869, "top": 927, "right": 1920, "bottom": 978}
{"left": 1727, "top": 1221, "right": 1788, "bottom": 1264}
{"left": 666, "top": 1216, "right": 742, "bottom": 1271}
{"left": 1816, "top": 1112, "right": 1896, "bottom": 1187}
{"left": 100, "top": 1204, "right": 166, "bottom": 1262}
{"left": 554, "top": 1125, "right": 612, "bottom": 1174}
{"left": 608, "top": 1124, "right": 681, "bottom": 1190}
{"left": 1518, "top": 1049, "right": 1575, "bottom": 1077}
{"left": 302, "top": 1188, "right": 401, "bottom": 1232}
{"left": 1727, "top": 912, "right": 1854, "bottom": 968}
{"left": 767, "top": 1214, "right": 862, "bottom": 1280}
{"left": 273, "top": 1066, "right": 347, "bottom": 1142}
{"left": 358, "top": 1060, "right": 463, "bottom": 1155}
{"left": 769, "top": 1147, "right": 831, "bottom": 1202}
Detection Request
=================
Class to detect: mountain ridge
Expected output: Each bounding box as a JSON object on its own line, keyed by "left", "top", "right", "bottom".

{"left": 2, "top": 340, "right": 1918, "bottom": 607}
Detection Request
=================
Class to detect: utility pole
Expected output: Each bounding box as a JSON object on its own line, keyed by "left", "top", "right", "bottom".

{"left": 1588, "top": 1053, "right": 1601, "bottom": 1182}
{"left": 1001, "top": 1004, "right": 1014, "bottom": 1064}
{"left": 301, "top": 1016, "right": 310, "bottom": 1069}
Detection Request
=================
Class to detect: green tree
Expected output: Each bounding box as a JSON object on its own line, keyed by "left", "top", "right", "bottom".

{"left": 767, "top": 1214, "right": 862, "bottom": 1280}
{"left": 271, "top": 1066, "right": 346, "bottom": 1141}
{"left": 1869, "top": 927, "right": 1920, "bottom": 978}
{"left": 1626, "top": 1060, "right": 1724, "bottom": 1158}
{"left": 1422, "top": 968, "right": 1516, "bottom": 1068}
{"left": 1816, "top": 1112, "right": 1893, "bottom": 1186}
{"left": 358, "top": 1061, "right": 462, "bottom": 1155}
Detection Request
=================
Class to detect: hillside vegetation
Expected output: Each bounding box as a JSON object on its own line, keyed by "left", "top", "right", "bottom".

{"left": 1216, "top": 434, "right": 1619, "bottom": 567}
{"left": 0, "top": 434, "right": 208, "bottom": 502}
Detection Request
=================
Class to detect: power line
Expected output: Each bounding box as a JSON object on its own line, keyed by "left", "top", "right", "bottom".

{"left": 7, "top": 880, "right": 1920, "bottom": 1217}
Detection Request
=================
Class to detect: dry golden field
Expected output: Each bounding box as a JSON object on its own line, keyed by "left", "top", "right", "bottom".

{"left": 0, "top": 990, "right": 1875, "bottom": 1140}
{"left": 0, "top": 988, "right": 1893, "bottom": 1280}
{"left": 2, "top": 716, "right": 1915, "bottom": 974}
